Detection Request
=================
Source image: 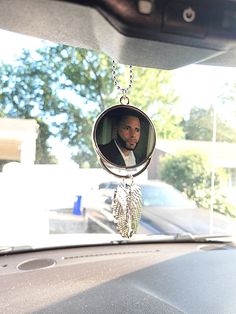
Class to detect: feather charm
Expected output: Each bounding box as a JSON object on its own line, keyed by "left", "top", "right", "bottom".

{"left": 112, "top": 179, "right": 142, "bottom": 238}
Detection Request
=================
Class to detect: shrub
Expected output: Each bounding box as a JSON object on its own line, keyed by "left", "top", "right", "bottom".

{"left": 160, "top": 151, "right": 235, "bottom": 217}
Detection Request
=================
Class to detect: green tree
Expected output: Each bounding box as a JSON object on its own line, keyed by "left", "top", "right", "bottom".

{"left": 0, "top": 46, "right": 118, "bottom": 166}
{"left": 56, "top": 49, "right": 117, "bottom": 166}
{"left": 183, "top": 106, "right": 236, "bottom": 142}
{"left": 122, "top": 67, "right": 184, "bottom": 139}
{"left": 160, "top": 151, "right": 235, "bottom": 217}
{"left": 160, "top": 151, "right": 210, "bottom": 199}
{"left": 61, "top": 57, "right": 184, "bottom": 163}
{"left": 36, "top": 120, "right": 57, "bottom": 163}
{"left": 0, "top": 44, "right": 183, "bottom": 167}
{"left": 0, "top": 50, "right": 58, "bottom": 163}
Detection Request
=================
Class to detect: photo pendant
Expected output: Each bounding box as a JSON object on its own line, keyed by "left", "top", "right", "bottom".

{"left": 92, "top": 61, "right": 156, "bottom": 238}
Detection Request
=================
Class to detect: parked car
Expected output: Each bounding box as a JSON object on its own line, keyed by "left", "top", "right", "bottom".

{"left": 83, "top": 180, "right": 236, "bottom": 235}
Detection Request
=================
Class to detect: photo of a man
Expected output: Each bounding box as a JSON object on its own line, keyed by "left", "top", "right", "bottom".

{"left": 99, "top": 113, "right": 142, "bottom": 167}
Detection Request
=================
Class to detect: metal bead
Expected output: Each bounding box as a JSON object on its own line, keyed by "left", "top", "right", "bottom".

{"left": 112, "top": 60, "right": 133, "bottom": 95}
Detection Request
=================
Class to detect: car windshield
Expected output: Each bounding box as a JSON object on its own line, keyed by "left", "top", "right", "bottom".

{"left": 141, "top": 184, "right": 196, "bottom": 208}
{"left": 1, "top": 29, "right": 236, "bottom": 248}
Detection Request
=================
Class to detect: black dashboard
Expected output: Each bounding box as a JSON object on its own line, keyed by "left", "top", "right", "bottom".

{"left": 1, "top": 242, "right": 236, "bottom": 313}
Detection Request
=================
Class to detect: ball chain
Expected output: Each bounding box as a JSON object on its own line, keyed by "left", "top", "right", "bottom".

{"left": 112, "top": 60, "right": 133, "bottom": 96}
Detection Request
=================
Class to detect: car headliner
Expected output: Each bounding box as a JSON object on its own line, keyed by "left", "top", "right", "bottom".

{"left": 0, "top": 0, "right": 236, "bottom": 69}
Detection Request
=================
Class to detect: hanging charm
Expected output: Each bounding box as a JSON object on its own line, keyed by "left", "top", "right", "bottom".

{"left": 112, "top": 178, "right": 142, "bottom": 238}
{"left": 92, "top": 60, "right": 156, "bottom": 238}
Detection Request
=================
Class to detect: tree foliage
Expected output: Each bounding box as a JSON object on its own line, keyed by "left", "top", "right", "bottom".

{"left": 160, "top": 151, "right": 236, "bottom": 217}
{"left": 160, "top": 151, "right": 211, "bottom": 199}
{"left": 182, "top": 105, "right": 236, "bottom": 142}
{"left": 127, "top": 67, "right": 184, "bottom": 139}
{"left": 0, "top": 44, "right": 182, "bottom": 167}
{"left": 0, "top": 49, "right": 58, "bottom": 163}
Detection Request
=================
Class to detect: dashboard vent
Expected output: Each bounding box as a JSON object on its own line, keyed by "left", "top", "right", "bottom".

{"left": 62, "top": 249, "right": 158, "bottom": 260}
{"left": 17, "top": 258, "right": 56, "bottom": 271}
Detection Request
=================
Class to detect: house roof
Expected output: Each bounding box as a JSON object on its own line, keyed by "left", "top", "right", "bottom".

{"left": 156, "top": 139, "right": 236, "bottom": 168}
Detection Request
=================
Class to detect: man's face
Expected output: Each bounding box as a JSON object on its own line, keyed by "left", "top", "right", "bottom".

{"left": 117, "top": 115, "right": 141, "bottom": 151}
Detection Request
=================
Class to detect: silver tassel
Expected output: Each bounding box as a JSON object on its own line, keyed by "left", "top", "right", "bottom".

{"left": 112, "top": 179, "right": 142, "bottom": 238}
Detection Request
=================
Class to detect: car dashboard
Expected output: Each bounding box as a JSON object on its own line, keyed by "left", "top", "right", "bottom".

{"left": 1, "top": 241, "right": 236, "bottom": 313}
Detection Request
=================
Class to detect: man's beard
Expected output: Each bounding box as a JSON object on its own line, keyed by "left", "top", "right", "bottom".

{"left": 116, "top": 134, "right": 137, "bottom": 151}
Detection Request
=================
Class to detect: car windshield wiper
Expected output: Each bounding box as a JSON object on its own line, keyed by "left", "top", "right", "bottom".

{"left": 0, "top": 246, "right": 13, "bottom": 254}
{"left": 1, "top": 234, "right": 233, "bottom": 254}
{"left": 109, "top": 233, "right": 235, "bottom": 244}
{"left": 0, "top": 245, "right": 33, "bottom": 255}
{"left": 173, "top": 233, "right": 234, "bottom": 243}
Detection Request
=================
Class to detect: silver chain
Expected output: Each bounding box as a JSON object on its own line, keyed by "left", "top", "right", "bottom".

{"left": 112, "top": 60, "right": 133, "bottom": 104}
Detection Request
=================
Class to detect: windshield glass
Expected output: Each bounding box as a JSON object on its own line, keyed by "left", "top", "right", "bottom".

{"left": 0, "top": 29, "right": 236, "bottom": 248}
{"left": 141, "top": 184, "right": 196, "bottom": 208}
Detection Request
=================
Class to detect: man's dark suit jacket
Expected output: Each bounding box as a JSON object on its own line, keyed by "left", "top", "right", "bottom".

{"left": 98, "top": 139, "right": 142, "bottom": 167}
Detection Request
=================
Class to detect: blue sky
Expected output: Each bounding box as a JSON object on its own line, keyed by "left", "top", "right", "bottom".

{"left": 172, "top": 64, "right": 236, "bottom": 116}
